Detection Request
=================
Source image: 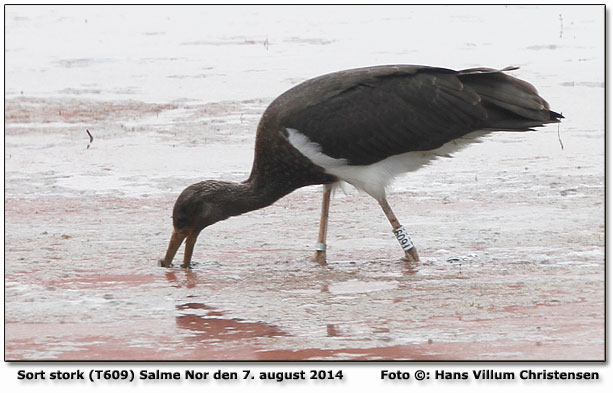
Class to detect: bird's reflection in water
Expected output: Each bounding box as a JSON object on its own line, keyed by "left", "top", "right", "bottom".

{"left": 165, "top": 268, "right": 198, "bottom": 289}
{"left": 326, "top": 324, "right": 341, "bottom": 337}
{"left": 402, "top": 260, "right": 420, "bottom": 276}
{"left": 174, "top": 302, "right": 287, "bottom": 343}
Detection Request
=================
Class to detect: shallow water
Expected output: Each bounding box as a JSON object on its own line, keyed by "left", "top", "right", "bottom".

{"left": 4, "top": 5, "right": 604, "bottom": 360}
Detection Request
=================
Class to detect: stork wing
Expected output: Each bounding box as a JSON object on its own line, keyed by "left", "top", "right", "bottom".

{"left": 280, "top": 67, "right": 486, "bottom": 165}
{"left": 280, "top": 66, "right": 558, "bottom": 166}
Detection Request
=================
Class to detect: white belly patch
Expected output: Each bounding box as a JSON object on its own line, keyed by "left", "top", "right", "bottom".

{"left": 286, "top": 127, "right": 489, "bottom": 200}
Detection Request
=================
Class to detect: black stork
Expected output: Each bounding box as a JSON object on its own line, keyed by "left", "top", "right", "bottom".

{"left": 160, "top": 64, "right": 562, "bottom": 268}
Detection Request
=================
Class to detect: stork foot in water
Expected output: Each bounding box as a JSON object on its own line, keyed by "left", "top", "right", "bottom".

{"left": 404, "top": 247, "right": 420, "bottom": 263}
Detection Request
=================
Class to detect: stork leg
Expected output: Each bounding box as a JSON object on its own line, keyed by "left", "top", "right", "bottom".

{"left": 181, "top": 231, "right": 200, "bottom": 269}
{"left": 313, "top": 184, "right": 332, "bottom": 265}
{"left": 378, "top": 197, "right": 420, "bottom": 262}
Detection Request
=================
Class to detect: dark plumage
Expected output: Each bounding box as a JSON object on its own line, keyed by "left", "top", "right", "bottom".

{"left": 160, "top": 64, "right": 562, "bottom": 268}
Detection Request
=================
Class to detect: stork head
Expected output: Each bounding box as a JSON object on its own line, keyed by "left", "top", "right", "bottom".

{"left": 159, "top": 181, "right": 230, "bottom": 268}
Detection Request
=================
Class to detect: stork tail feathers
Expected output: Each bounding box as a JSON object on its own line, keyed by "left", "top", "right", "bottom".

{"left": 458, "top": 66, "right": 563, "bottom": 130}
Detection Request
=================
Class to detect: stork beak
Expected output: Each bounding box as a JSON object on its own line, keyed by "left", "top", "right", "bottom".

{"left": 159, "top": 230, "right": 186, "bottom": 268}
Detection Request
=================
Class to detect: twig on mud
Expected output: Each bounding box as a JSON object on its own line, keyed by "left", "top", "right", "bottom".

{"left": 86, "top": 129, "right": 94, "bottom": 149}
{"left": 557, "top": 122, "right": 564, "bottom": 151}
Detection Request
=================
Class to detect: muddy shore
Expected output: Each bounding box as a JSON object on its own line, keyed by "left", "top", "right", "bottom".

{"left": 4, "top": 6, "right": 604, "bottom": 360}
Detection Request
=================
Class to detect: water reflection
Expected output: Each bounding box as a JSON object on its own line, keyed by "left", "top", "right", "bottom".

{"left": 175, "top": 302, "right": 287, "bottom": 342}
{"left": 326, "top": 324, "right": 341, "bottom": 337}
{"left": 165, "top": 269, "right": 198, "bottom": 289}
{"left": 402, "top": 260, "right": 420, "bottom": 276}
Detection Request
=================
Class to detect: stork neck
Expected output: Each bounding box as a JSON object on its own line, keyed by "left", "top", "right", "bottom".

{"left": 224, "top": 179, "right": 291, "bottom": 218}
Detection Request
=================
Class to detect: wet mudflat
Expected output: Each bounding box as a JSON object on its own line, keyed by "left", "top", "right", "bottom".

{"left": 4, "top": 6, "right": 604, "bottom": 360}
